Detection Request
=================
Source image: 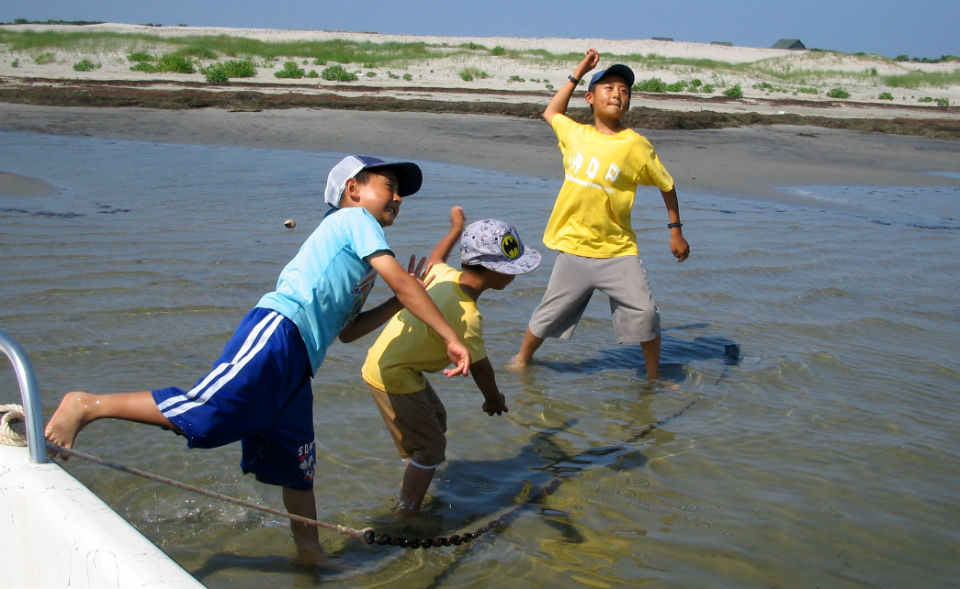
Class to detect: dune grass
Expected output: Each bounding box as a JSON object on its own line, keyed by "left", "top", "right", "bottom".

{"left": 1, "top": 28, "right": 957, "bottom": 96}
{"left": 884, "top": 69, "right": 960, "bottom": 89}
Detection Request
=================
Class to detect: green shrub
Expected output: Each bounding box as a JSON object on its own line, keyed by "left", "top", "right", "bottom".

{"left": 723, "top": 84, "right": 743, "bottom": 98}
{"left": 202, "top": 59, "right": 257, "bottom": 82}
{"left": 72, "top": 58, "right": 100, "bottom": 72}
{"left": 936, "top": 98, "right": 950, "bottom": 106}
{"left": 402, "top": 73, "right": 413, "bottom": 81}
{"left": 666, "top": 80, "right": 688, "bottom": 92}
{"left": 491, "top": 46, "right": 506, "bottom": 56}
{"left": 459, "top": 67, "right": 490, "bottom": 81}
{"left": 798, "top": 87, "right": 819, "bottom": 94}
{"left": 275, "top": 61, "right": 305, "bottom": 79}
{"left": 636, "top": 77, "right": 668, "bottom": 92}
{"left": 204, "top": 67, "right": 228, "bottom": 83}
{"left": 130, "top": 54, "right": 195, "bottom": 74}
{"left": 127, "top": 51, "right": 153, "bottom": 62}
{"left": 35, "top": 52, "right": 55, "bottom": 65}
{"left": 508, "top": 74, "right": 525, "bottom": 83}
{"left": 827, "top": 87, "right": 850, "bottom": 98}
{"left": 321, "top": 64, "right": 358, "bottom": 81}
{"left": 11, "top": 59, "right": 19, "bottom": 68}
{"left": 878, "top": 92, "right": 894, "bottom": 100}
{"left": 222, "top": 59, "right": 256, "bottom": 78}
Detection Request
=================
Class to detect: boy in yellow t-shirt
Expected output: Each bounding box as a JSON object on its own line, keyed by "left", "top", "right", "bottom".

{"left": 509, "top": 48, "right": 691, "bottom": 380}
{"left": 362, "top": 206, "right": 540, "bottom": 515}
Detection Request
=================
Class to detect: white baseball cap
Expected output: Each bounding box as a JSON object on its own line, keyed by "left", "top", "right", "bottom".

{"left": 323, "top": 155, "right": 423, "bottom": 208}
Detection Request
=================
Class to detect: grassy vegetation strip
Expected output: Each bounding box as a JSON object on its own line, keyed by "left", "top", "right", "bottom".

{"left": 0, "top": 81, "right": 957, "bottom": 139}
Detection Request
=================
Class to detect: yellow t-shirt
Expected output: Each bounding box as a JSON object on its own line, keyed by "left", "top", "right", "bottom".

{"left": 361, "top": 263, "right": 487, "bottom": 394}
{"left": 542, "top": 114, "right": 675, "bottom": 258}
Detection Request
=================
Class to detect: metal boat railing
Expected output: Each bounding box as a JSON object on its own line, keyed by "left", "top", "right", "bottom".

{"left": 0, "top": 328, "right": 48, "bottom": 463}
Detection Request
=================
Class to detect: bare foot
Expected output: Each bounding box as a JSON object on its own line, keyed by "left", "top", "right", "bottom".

{"left": 44, "top": 391, "right": 96, "bottom": 458}
{"left": 505, "top": 354, "right": 529, "bottom": 373}
{"left": 292, "top": 541, "right": 342, "bottom": 570}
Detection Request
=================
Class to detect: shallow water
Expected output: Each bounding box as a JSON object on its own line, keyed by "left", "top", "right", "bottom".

{"left": 2, "top": 131, "right": 959, "bottom": 588}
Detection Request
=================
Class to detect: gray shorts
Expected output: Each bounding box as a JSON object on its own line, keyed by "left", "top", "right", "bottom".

{"left": 528, "top": 252, "right": 660, "bottom": 343}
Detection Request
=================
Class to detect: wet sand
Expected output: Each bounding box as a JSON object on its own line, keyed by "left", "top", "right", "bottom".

{"left": 1, "top": 102, "right": 958, "bottom": 202}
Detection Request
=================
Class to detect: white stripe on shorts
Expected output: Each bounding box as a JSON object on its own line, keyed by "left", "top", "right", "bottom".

{"left": 158, "top": 311, "right": 283, "bottom": 418}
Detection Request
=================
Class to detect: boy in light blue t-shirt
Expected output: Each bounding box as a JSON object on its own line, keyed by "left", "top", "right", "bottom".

{"left": 45, "top": 155, "right": 471, "bottom": 565}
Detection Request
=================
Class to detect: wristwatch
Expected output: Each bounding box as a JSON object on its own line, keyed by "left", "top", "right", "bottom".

{"left": 667, "top": 222, "right": 683, "bottom": 229}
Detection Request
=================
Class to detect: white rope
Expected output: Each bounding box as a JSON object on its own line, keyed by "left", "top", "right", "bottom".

{"left": 0, "top": 404, "right": 27, "bottom": 447}
{"left": 0, "top": 403, "right": 372, "bottom": 540}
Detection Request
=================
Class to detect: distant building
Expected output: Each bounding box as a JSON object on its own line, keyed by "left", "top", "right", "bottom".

{"left": 711, "top": 41, "right": 733, "bottom": 46}
{"left": 773, "top": 39, "right": 806, "bottom": 50}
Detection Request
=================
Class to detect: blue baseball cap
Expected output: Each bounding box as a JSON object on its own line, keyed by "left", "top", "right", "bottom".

{"left": 323, "top": 155, "right": 423, "bottom": 208}
{"left": 588, "top": 64, "right": 635, "bottom": 93}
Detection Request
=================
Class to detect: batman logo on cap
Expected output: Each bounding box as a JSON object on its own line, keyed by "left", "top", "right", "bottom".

{"left": 501, "top": 235, "right": 520, "bottom": 259}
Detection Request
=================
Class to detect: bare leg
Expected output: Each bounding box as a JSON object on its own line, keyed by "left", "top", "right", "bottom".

{"left": 640, "top": 335, "right": 661, "bottom": 380}
{"left": 282, "top": 487, "right": 334, "bottom": 566}
{"left": 398, "top": 462, "right": 436, "bottom": 516}
{"left": 507, "top": 328, "right": 545, "bottom": 371}
{"left": 45, "top": 390, "right": 177, "bottom": 457}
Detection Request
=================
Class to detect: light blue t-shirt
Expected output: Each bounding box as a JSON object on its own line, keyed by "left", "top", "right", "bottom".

{"left": 258, "top": 207, "right": 392, "bottom": 373}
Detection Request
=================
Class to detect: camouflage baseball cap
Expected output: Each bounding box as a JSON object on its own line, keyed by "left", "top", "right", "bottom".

{"left": 459, "top": 219, "right": 541, "bottom": 275}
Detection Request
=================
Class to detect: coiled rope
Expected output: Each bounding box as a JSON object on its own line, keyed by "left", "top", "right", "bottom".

{"left": 0, "top": 388, "right": 709, "bottom": 549}
{"left": 0, "top": 403, "right": 27, "bottom": 447}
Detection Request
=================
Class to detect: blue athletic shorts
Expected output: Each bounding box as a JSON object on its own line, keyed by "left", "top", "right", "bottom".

{"left": 152, "top": 308, "right": 316, "bottom": 490}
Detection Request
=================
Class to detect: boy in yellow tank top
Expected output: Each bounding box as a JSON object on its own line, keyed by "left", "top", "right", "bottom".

{"left": 362, "top": 207, "right": 541, "bottom": 515}
{"left": 509, "top": 48, "right": 691, "bottom": 380}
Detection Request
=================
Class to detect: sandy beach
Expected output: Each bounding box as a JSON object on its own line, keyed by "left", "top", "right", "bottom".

{"left": 1, "top": 23, "right": 959, "bottom": 199}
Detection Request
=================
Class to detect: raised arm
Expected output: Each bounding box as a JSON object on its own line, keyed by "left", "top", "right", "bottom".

{"left": 427, "top": 206, "right": 466, "bottom": 267}
{"left": 368, "top": 251, "right": 471, "bottom": 376}
{"left": 543, "top": 48, "right": 600, "bottom": 124}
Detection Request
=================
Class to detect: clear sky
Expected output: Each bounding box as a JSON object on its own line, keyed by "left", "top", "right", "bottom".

{"left": 1, "top": 0, "right": 957, "bottom": 59}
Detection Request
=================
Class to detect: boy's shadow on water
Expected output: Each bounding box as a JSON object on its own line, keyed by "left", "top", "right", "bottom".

{"left": 190, "top": 329, "right": 740, "bottom": 582}
{"left": 189, "top": 418, "right": 658, "bottom": 583}
{"left": 533, "top": 323, "right": 740, "bottom": 377}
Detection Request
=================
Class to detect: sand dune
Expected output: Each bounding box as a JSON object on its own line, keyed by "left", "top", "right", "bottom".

{"left": 1, "top": 22, "right": 957, "bottom": 122}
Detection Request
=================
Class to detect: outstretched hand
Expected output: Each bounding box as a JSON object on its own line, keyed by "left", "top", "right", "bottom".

{"left": 406, "top": 254, "right": 435, "bottom": 288}
{"left": 443, "top": 341, "right": 471, "bottom": 377}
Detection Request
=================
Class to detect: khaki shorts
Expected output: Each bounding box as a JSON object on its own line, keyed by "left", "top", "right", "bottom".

{"left": 367, "top": 381, "right": 447, "bottom": 469}
{"left": 528, "top": 252, "right": 660, "bottom": 343}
